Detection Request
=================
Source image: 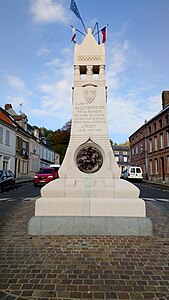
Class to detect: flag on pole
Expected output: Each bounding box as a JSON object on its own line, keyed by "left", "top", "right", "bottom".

{"left": 70, "top": 0, "right": 81, "bottom": 20}
{"left": 71, "top": 27, "right": 76, "bottom": 43}
{"left": 101, "top": 26, "right": 106, "bottom": 43}
{"left": 96, "top": 22, "right": 100, "bottom": 44}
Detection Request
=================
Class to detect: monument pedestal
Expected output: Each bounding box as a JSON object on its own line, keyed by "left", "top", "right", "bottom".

{"left": 29, "top": 216, "right": 152, "bottom": 236}
{"left": 28, "top": 177, "right": 152, "bottom": 236}
{"left": 28, "top": 28, "right": 152, "bottom": 236}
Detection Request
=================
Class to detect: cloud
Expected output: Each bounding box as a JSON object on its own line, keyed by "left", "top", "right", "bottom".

{"left": 25, "top": 51, "right": 74, "bottom": 126}
{"left": 26, "top": 78, "right": 72, "bottom": 128}
{"left": 104, "top": 36, "right": 162, "bottom": 141}
{"left": 6, "top": 75, "right": 26, "bottom": 92}
{"left": 4, "top": 75, "right": 32, "bottom": 116}
{"left": 106, "top": 40, "right": 130, "bottom": 89}
{"left": 107, "top": 92, "right": 162, "bottom": 140}
{"left": 37, "top": 47, "right": 51, "bottom": 56}
{"left": 4, "top": 95, "right": 27, "bottom": 108}
{"left": 45, "top": 57, "right": 61, "bottom": 66}
{"left": 30, "top": 0, "right": 69, "bottom": 24}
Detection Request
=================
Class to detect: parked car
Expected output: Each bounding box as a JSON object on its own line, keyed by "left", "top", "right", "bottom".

{"left": 122, "top": 166, "right": 143, "bottom": 182}
{"left": 49, "top": 164, "right": 60, "bottom": 176}
{"left": 0, "top": 170, "right": 15, "bottom": 193}
{"left": 34, "top": 167, "right": 59, "bottom": 186}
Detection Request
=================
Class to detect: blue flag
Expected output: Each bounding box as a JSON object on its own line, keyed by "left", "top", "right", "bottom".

{"left": 70, "top": 0, "right": 81, "bottom": 20}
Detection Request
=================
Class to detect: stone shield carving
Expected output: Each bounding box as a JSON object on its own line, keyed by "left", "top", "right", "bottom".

{"left": 83, "top": 85, "right": 96, "bottom": 103}
{"left": 76, "top": 146, "right": 103, "bottom": 174}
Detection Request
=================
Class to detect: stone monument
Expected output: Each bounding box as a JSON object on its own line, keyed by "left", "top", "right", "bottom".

{"left": 28, "top": 29, "right": 152, "bottom": 236}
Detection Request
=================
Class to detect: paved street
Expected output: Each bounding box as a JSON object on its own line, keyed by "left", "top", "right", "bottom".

{"left": 0, "top": 181, "right": 40, "bottom": 220}
{"left": 0, "top": 182, "right": 169, "bottom": 299}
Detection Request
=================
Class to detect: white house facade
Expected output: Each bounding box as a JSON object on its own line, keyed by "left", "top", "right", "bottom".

{"left": 0, "top": 110, "right": 16, "bottom": 174}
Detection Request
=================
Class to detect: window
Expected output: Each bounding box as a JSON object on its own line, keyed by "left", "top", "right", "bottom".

{"left": 149, "top": 139, "right": 152, "bottom": 152}
{"left": 124, "top": 156, "right": 128, "bottom": 163}
{"left": 165, "top": 115, "right": 169, "bottom": 125}
{"left": 16, "top": 137, "right": 19, "bottom": 149}
{"left": 153, "top": 123, "right": 156, "bottom": 131}
{"left": 22, "top": 141, "right": 26, "bottom": 150}
{"left": 150, "top": 160, "right": 153, "bottom": 174}
{"left": 154, "top": 136, "right": 158, "bottom": 151}
{"left": 160, "top": 133, "right": 164, "bottom": 149}
{"left": 80, "top": 66, "right": 87, "bottom": 80}
{"left": 155, "top": 159, "right": 158, "bottom": 174}
{"left": 167, "top": 131, "right": 169, "bottom": 147}
{"left": 136, "top": 145, "right": 138, "bottom": 155}
{"left": 22, "top": 141, "right": 27, "bottom": 156}
{"left": 3, "top": 161, "right": 8, "bottom": 170}
{"left": 132, "top": 147, "right": 134, "bottom": 156}
{"left": 140, "top": 142, "right": 143, "bottom": 153}
{"left": 159, "top": 119, "right": 162, "bottom": 128}
{"left": 167, "top": 156, "right": 169, "bottom": 173}
{"left": 21, "top": 161, "right": 28, "bottom": 174}
{"left": 5, "top": 130, "right": 10, "bottom": 146}
{"left": 123, "top": 151, "right": 127, "bottom": 155}
{"left": 0, "top": 127, "right": 3, "bottom": 143}
{"left": 148, "top": 126, "right": 151, "bottom": 134}
{"left": 114, "top": 151, "right": 119, "bottom": 155}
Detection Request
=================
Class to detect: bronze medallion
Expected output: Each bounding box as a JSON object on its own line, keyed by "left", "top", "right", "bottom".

{"left": 76, "top": 146, "right": 103, "bottom": 173}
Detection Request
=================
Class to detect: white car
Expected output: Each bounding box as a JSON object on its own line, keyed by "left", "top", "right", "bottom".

{"left": 122, "top": 166, "right": 143, "bottom": 182}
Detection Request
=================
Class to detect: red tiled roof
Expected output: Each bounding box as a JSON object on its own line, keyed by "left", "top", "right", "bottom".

{"left": 0, "top": 111, "right": 14, "bottom": 126}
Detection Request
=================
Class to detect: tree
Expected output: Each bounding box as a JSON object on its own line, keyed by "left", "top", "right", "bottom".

{"left": 54, "top": 120, "right": 71, "bottom": 162}
{"left": 111, "top": 140, "right": 130, "bottom": 147}
{"left": 35, "top": 121, "right": 71, "bottom": 163}
{"left": 118, "top": 141, "right": 130, "bottom": 147}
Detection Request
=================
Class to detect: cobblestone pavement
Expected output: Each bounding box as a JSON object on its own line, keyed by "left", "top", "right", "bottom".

{"left": 0, "top": 201, "right": 169, "bottom": 300}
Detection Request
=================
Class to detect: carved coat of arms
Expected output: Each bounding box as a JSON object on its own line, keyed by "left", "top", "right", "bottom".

{"left": 83, "top": 85, "right": 97, "bottom": 103}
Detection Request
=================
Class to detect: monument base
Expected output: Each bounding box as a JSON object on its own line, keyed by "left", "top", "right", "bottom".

{"left": 28, "top": 196, "right": 153, "bottom": 236}
{"left": 34, "top": 197, "right": 146, "bottom": 217}
{"left": 28, "top": 216, "right": 153, "bottom": 236}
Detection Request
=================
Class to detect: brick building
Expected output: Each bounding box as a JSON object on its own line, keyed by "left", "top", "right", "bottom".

{"left": 129, "top": 91, "right": 169, "bottom": 184}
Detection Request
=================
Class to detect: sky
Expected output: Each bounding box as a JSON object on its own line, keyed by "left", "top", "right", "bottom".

{"left": 0, "top": 0, "right": 169, "bottom": 144}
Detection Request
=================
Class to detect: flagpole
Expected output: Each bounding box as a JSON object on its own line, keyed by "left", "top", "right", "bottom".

{"left": 70, "top": 0, "right": 87, "bottom": 34}
{"left": 80, "top": 17, "right": 87, "bottom": 34}
{"left": 71, "top": 25, "right": 86, "bottom": 37}
{"left": 94, "top": 24, "right": 109, "bottom": 36}
{"left": 96, "top": 22, "right": 100, "bottom": 44}
{"left": 92, "top": 22, "right": 97, "bottom": 34}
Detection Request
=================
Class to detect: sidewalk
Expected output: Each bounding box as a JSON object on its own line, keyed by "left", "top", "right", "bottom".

{"left": 143, "top": 179, "right": 169, "bottom": 188}
{"left": 15, "top": 178, "right": 33, "bottom": 185}
{"left": 1, "top": 200, "right": 169, "bottom": 300}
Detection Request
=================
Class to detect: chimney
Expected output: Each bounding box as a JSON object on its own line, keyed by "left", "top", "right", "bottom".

{"left": 4, "top": 104, "right": 17, "bottom": 116}
{"left": 162, "top": 91, "right": 169, "bottom": 109}
{"left": 5, "top": 104, "right": 12, "bottom": 111}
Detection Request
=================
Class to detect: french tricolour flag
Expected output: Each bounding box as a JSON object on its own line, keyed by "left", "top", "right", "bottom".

{"left": 71, "top": 27, "right": 76, "bottom": 43}
{"left": 101, "top": 27, "right": 106, "bottom": 43}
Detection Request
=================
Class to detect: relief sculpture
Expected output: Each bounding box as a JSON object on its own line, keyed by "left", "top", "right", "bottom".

{"left": 76, "top": 146, "right": 103, "bottom": 173}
